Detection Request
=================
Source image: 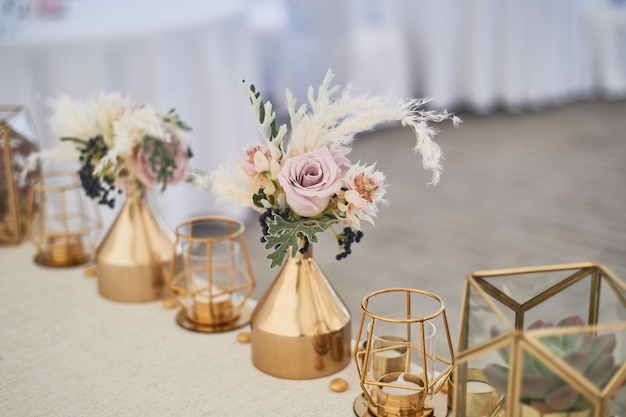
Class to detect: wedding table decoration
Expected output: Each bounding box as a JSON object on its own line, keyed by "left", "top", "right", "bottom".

{"left": 28, "top": 170, "right": 102, "bottom": 267}
{"left": 30, "top": 92, "right": 194, "bottom": 302}
{"left": 210, "top": 69, "right": 460, "bottom": 379}
{"left": 353, "top": 288, "right": 455, "bottom": 417}
{"left": 454, "top": 262, "right": 626, "bottom": 417}
{"left": 0, "top": 105, "right": 40, "bottom": 244}
{"left": 169, "top": 216, "right": 255, "bottom": 333}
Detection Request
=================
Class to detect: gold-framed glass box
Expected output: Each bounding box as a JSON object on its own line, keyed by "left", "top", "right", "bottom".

{"left": 0, "top": 105, "right": 40, "bottom": 244}
{"left": 454, "top": 262, "right": 626, "bottom": 417}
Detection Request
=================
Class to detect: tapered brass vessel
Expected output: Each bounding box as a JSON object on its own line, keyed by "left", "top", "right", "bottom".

{"left": 251, "top": 245, "right": 351, "bottom": 379}
{"left": 96, "top": 183, "right": 173, "bottom": 302}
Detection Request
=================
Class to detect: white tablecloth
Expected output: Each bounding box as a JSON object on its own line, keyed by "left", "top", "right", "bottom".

{"left": 0, "top": 0, "right": 259, "bottom": 231}
{"left": 0, "top": 243, "right": 364, "bottom": 416}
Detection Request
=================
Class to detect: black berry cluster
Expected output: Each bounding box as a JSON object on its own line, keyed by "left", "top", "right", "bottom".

{"left": 335, "top": 227, "right": 364, "bottom": 261}
{"left": 258, "top": 209, "right": 275, "bottom": 243}
{"left": 298, "top": 238, "right": 310, "bottom": 254}
{"left": 77, "top": 136, "right": 118, "bottom": 208}
{"left": 258, "top": 208, "right": 311, "bottom": 253}
{"left": 258, "top": 208, "right": 291, "bottom": 242}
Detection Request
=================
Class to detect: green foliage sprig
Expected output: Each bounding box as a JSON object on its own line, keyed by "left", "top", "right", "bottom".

{"left": 263, "top": 216, "right": 330, "bottom": 268}
{"left": 141, "top": 136, "right": 176, "bottom": 192}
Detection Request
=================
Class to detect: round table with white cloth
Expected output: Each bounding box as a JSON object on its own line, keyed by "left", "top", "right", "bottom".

{"left": 0, "top": 0, "right": 259, "bottom": 231}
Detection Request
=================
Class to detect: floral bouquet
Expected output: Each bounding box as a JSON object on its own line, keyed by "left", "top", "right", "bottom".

{"left": 211, "top": 70, "right": 460, "bottom": 268}
{"left": 31, "top": 92, "right": 193, "bottom": 208}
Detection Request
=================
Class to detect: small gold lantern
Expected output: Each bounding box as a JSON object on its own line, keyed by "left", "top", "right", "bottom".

{"left": 170, "top": 216, "right": 255, "bottom": 333}
{"left": 0, "top": 105, "right": 40, "bottom": 244}
{"left": 29, "top": 171, "right": 102, "bottom": 267}
{"left": 454, "top": 262, "right": 626, "bottom": 417}
{"left": 354, "top": 288, "right": 455, "bottom": 417}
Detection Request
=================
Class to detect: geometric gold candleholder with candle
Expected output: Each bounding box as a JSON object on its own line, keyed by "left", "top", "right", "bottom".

{"left": 28, "top": 170, "right": 102, "bottom": 267}
{"left": 447, "top": 368, "right": 502, "bottom": 417}
{"left": 170, "top": 216, "right": 255, "bottom": 333}
{"left": 454, "top": 262, "right": 626, "bottom": 417}
{"left": 353, "top": 288, "right": 455, "bottom": 417}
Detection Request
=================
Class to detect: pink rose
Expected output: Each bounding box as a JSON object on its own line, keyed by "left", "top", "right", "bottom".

{"left": 278, "top": 146, "right": 346, "bottom": 217}
{"left": 135, "top": 139, "right": 189, "bottom": 187}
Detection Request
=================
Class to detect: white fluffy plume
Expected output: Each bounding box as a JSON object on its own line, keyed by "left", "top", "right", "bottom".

{"left": 285, "top": 69, "right": 460, "bottom": 184}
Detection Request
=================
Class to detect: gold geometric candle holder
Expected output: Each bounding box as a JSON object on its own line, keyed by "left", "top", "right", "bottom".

{"left": 354, "top": 288, "right": 455, "bottom": 417}
{"left": 170, "top": 216, "right": 255, "bottom": 333}
{"left": 454, "top": 262, "right": 626, "bottom": 417}
{"left": 28, "top": 171, "right": 102, "bottom": 267}
{"left": 0, "top": 105, "right": 40, "bottom": 244}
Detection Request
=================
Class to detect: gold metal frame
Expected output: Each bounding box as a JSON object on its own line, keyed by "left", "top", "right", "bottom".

{"left": 170, "top": 216, "right": 255, "bottom": 333}
{"left": 28, "top": 170, "right": 102, "bottom": 267}
{"left": 0, "top": 105, "right": 40, "bottom": 244}
{"left": 454, "top": 262, "right": 626, "bottom": 417}
{"left": 354, "top": 288, "right": 455, "bottom": 417}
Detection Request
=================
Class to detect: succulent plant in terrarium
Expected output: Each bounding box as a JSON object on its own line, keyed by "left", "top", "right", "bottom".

{"left": 483, "top": 315, "right": 618, "bottom": 413}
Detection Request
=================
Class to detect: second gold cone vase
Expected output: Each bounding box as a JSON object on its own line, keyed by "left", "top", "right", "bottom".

{"left": 96, "top": 185, "right": 173, "bottom": 302}
{"left": 251, "top": 245, "right": 351, "bottom": 379}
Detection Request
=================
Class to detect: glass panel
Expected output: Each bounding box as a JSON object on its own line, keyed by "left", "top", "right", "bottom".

{"left": 456, "top": 352, "right": 509, "bottom": 417}
{"left": 484, "top": 269, "right": 583, "bottom": 305}
{"left": 521, "top": 277, "right": 591, "bottom": 328}
{"left": 465, "top": 279, "right": 514, "bottom": 351}
{"left": 0, "top": 106, "right": 40, "bottom": 243}
{"left": 599, "top": 271, "right": 626, "bottom": 325}
{"left": 514, "top": 348, "right": 598, "bottom": 416}
{"left": 610, "top": 384, "right": 626, "bottom": 417}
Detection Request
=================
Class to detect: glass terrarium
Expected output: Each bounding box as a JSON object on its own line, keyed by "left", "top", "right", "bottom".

{"left": 0, "top": 105, "right": 40, "bottom": 244}
{"left": 454, "top": 262, "right": 626, "bottom": 417}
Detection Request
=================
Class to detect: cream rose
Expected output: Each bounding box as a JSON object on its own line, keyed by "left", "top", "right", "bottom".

{"left": 277, "top": 146, "right": 346, "bottom": 217}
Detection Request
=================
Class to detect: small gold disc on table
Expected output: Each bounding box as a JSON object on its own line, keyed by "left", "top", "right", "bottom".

{"left": 330, "top": 377, "right": 348, "bottom": 393}
{"left": 236, "top": 331, "right": 251, "bottom": 343}
{"left": 83, "top": 265, "right": 97, "bottom": 277}
{"left": 162, "top": 296, "right": 179, "bottom": 309}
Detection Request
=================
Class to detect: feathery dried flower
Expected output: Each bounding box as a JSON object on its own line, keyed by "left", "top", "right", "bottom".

{"left": 211, "top": 69, "right": 461, "bottom": 268}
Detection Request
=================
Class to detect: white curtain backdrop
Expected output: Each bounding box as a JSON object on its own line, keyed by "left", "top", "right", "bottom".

{"left": 246, "top": 0, "right": 626, "bottom": 113}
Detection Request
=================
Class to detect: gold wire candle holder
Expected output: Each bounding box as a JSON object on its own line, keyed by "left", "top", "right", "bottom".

{"left": 28, "top": 171, "right": 102, "bottom": 267}
{"left": 454, "top": 262, "right": 626, "bottom": 417}
{"left": 354, "top": 288, "right": 455, "bottom": 417}
{"left": 170, "top": 216, "right": 255, "bottom": 333}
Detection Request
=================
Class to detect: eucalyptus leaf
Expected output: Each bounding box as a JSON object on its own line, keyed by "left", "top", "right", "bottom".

{"left": 263, "top": 216, "right": 329, "bottom": 269}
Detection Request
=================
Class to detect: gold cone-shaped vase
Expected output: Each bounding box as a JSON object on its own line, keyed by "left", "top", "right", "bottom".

{"left": 96, "top": 184, "right": 173, "bottom": 302}
{"left": 251, "top": 245, "right": 351, "bottom": 379}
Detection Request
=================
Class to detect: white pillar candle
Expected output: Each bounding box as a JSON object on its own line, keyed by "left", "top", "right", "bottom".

{"left": 381, "top": 373, "right": 422, "bottom": 395}
{"left": 195, "top": 285, "right": 231, "bottom": 303}
{"left": 376, "top": 349, "right": 404, "bottom": 358}
{"left": 466, "top": 380, "right": 494, "bottom": 393}
{"left": 195, "top": 292, "right": 230, "bottom": 304}
{"left": 191, "top": 286, "right": 234, "bottom": 325}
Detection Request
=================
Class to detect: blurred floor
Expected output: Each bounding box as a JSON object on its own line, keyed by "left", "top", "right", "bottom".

{"left": 242, "top": 99, "right": 626, "bottom": 343}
